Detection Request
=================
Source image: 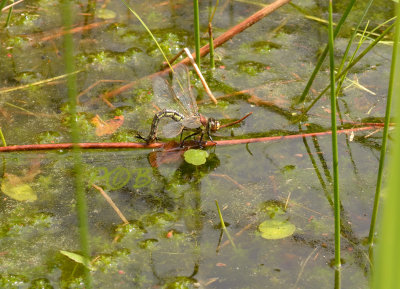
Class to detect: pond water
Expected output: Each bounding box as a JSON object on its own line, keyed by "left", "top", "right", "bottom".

{"left": 0, "top": 0, "right": 395, "bottom": 288}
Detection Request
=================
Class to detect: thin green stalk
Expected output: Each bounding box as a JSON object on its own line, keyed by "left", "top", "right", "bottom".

{"left": 215, "top": 200, "right": 237, "bottom": 250}
{"left": 208, "top": 0, "right": 218, "bottom": 69}
{"left": 194, "top": 0, "right": 201, "bottom": 67}
{"left": 336, "top": 21, "right": 370, "bottom": 94}
{"left": 298, "top": 0, "right": 356, "bottom": 103}
{"left": 0, "top": 0, "right": 7, "bottom": 11}
{"left": 60, "top": 1, "right": 92, "bottom": 287}
{"left": 4, "top": 0, "right": 12, "bottom": 27}
{"left": 208, "top": 23, "right": 215, "bottom": 69}
{"left": 373, "top": 4, "right": 400, "bottom": 288}
{"left": 300, "top": 21, "right": 396, "bottom": 117}
{"left": 4, "top": 102, "right": 35, "bottom": 115}
{"left": 120, "top": 0, "right": 175, "bottom": 72}
{"left": 0, "top": 127, "right": 6, "bottom": 147}
{"left": 336, "top": 16, "right": 394, "bottom": 94}
{"left": 368, "top": 6, "right": 400, "bottom": 255}
{"left": 328, "top": 0, "right": 340, "bottom": 269}
{"left": 0, "top": 70, "right": 82, "bottom": 95}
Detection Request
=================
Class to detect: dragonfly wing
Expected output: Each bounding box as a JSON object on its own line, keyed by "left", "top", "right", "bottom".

{"left": 162, "top": 121, "right": 184, "bottom": 138}
{"left": 152, "top": 77, "right": 179, "bottom": 110}
{"left": 172, "top": 64, "right": 199, "bottom": 116}
{"left": 182, "top": 116, "right": 202, "bottom": 129}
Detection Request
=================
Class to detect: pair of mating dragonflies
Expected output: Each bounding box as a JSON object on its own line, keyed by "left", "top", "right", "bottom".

{"left": 137, "top": 64, "right": 221, "bottom": 145}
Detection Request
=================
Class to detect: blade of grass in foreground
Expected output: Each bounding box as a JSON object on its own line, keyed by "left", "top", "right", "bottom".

{"left": 327, "top": 0, "right": 340, "bottom": 270}
{"left": 367, "top": 18, "right": 399, "bottom": 259}
{"left": 372, "top": 3, "right": 400, "bottom": 289}
{"left": 60, "top": 1, "right": 92, "bottom": 287}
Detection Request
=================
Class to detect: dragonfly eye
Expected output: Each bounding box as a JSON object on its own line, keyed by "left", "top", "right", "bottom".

{"left": 209, "top": 119, "right": 220, "bottom": 132}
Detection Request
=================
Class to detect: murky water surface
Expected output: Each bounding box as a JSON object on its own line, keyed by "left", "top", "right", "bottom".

{"left": 0, "top": 0, "right": 394, "bottom": 288}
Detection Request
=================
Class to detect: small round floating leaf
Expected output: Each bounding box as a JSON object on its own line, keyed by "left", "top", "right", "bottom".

{"left": 259, "top": 219, "right": 295, "bottom": 240}
{"left": 183, "top": 149, "right": 209, "bottom": 165}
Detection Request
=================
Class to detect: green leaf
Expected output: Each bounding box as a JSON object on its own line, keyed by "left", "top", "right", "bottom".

{"left": 60, "top": 250, "right": 94, "bottom": 270}
{"left": 97, "top": 8, "right": 117, "bottom": 19}
{"left": 183, "top": 149, "right": 209, "bottom": 165}
{"left": 1, "top": 173, "right": 37, "bottom": 202}
{"left": 259, "top": 219, "right": 295, "bottom": 240}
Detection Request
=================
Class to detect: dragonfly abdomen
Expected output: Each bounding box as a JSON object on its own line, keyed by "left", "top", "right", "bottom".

{"left": 146, "top": 109, "right": 185, "bottom": 143}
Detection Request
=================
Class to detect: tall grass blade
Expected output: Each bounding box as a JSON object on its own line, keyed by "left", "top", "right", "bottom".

{"left": 328, "top": 0, "right": 340, "bottom": 270}
{"left": 372, "top": 5, "right": 400, "bottom": 288}
{"left": 300, "top": 21, "right": 396, "bottom": 118}
{"left": 120, "top": 0, "right": 175, "bottom": 71}
{"left": 60, "top": 1, "right": 92, "bottom": 287}
{"left": 194, "top": 0, "right": 201, "bottom": 67}
{"left": 298, "top": 0, "right": 356, "bottom": 103}
{"left": 336, "top": 0, "right": 374, "bottom": 77}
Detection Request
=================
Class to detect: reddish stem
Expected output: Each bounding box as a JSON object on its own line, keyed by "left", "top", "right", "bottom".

{"left": 0, "top": 125, "right": 385, "bottom": 152}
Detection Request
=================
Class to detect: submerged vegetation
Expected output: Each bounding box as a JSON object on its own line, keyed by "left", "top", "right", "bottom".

{"left": 0, "top": 0, "right": 399, "bottom": 288}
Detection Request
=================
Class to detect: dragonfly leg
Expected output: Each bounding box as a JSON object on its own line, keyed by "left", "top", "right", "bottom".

{"left": 180, "top": 130, "right": 201, "bottom": 147}
{"left": 136, "top": 133, "right": 147, "bottom": 141}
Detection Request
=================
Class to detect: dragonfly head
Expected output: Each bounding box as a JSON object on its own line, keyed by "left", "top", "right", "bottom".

{"left": 208, "top": 118, "right": 220, "bottom": 132}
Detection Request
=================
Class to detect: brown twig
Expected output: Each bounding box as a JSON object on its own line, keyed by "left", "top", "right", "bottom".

{"left": 102, "top": 0, "right": 291, "bottom": 100}
{"left": 219, "top": 223, "right": 254, "bottom": 250}
{"left": 1, "top": 0, "right": 24, "bottom": 11}
{"left": 219, "top": 112, "right": 253, "bottom": 128}
{"left": 210, "top": 173, "right": 247, "bottom": 191}
{"left": 162, "top": 49, "right": 185, "bottom": 67}
{"left": 77, "top": 79, "right": 126, "bottom": 104}
{"left": 183, "top": 48, "right": 218, "bottom": 104}
{"left": 92, "top": 184, "right": 129, "bottom": 225}
{"left": 38, "top": 20, "right": 112, "bottom": 42}
{"left": 0, "top": 125, "right": 388, "bottom": 152}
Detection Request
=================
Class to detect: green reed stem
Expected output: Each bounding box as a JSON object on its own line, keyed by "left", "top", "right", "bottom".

{"left": 368, "top": 6, "right": 400, "bottom": 256}
{"left": 208, "top": 23, "right": 215, "bottom": 69}
{"left": 4, "top": 0, "right": 12, "bottom": 27}
{"left": 208, "top": 0, "right": 218, "bottom": 69}
{"left": 60, "top": 1, "right": 92, "bottom": 287}
{"left": 215, "top": 200, "right": 237, "bottom": 250}
{"left": 194, "top": 0, "right": 201, "bottom": 67}
{"left": 298, "top": 0, "right": 356, "bottom": 104}
{"left": 300, "top": 21, "right": 396, "bottom": 117}
{"left": 0, "top": 0, "right": 7, "bottom": 11}
{"left": 373, "top": 4, "right": 400, "bottom": 288}
{"left": 328, "top": 0, "right": 340, "bottom": 269}
{"left": 0, "top": 127, "right": 6, "bottom": 147}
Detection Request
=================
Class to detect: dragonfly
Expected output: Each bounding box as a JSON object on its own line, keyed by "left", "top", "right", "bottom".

{"left": 137, "top": 64, "right": 220, "bottom": 144}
